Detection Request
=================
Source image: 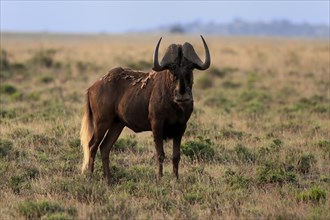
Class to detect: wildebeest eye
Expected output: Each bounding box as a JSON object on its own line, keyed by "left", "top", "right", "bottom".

{"left": 169, "top": 64, "right": 177, "bottom": 71}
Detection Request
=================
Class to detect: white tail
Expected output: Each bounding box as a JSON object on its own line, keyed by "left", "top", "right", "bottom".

{"left": 80, "top": 93, "right": 93, "bottom": 173}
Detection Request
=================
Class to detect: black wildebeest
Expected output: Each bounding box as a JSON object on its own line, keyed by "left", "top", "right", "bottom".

{"left": 80, "top": 36, "right": 210, "bottom": 183}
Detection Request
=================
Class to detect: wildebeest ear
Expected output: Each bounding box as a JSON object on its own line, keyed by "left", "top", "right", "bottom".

{"left": 160, "top": 44, "right": 179, "bottom": 68}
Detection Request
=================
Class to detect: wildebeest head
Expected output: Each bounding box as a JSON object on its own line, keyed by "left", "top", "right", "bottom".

{"left": 153, "top": 36, "right": 210, "bottom": 104}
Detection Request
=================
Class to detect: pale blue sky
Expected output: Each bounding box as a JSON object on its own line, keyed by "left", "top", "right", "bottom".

{"left": 1, "top": 1, "right": 329, "bottom": 33}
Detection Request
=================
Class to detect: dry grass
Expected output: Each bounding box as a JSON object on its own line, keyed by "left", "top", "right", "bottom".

{"left": 1, "top": 32, "right": 329, "bottom": 219}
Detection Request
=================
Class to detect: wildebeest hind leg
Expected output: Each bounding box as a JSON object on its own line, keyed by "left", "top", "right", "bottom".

{"left": 151, "top": 121, "right": 165, "bottom": 180}
{"left": 88, "top": 123, "right": 109, "bottom": 175}
{"left": 100, "top": 122, "right": 125, "bottom": 184}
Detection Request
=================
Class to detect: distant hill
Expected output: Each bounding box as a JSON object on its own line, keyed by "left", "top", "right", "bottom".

{"left": 148, "top": 19, "right": 329, "bottom": 38}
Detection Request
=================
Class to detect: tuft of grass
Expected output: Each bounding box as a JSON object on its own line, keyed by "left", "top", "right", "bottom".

{"left": 91, "top": 198, "right": 137, "bottom": 219}
{"left": 11, "top": 127, "right": 31, "bottom": 139}
{"left": 316, "top": 140, "right": 330, "bottom": 157}
{"left": 0, "top": 139, "right": 13, "bottom": 158}
{"left": 39, "top": 75, "right": 54, "bottom": 84}
{"left": 67, "top": 138, "right": 81, "bottom": 148}
{"left": 222, "top": 80, "right": 241, "bottom": 89}
{"left": 284, "top": 96, "right": 330, "bottom": 114}
{"left": 9, "top": 166, "right": 39, "bottom": 194}
{"left": 10, "top": 91, "right": 23, "bottom": 101}
{"left": 183, "top": 193, "right": 203, "bottom": 204}
{"left": 204, "top": 93, "right": 235, "bottom": 111}
{"left": 296, "top": 187, "right": 327, "bottom": 203}
{"left": 257, "top": 139, "right": 282, "bottom": 160}
{"left": 218, "top": 129, "right": 244, "bottom": 140}
{"left": 0, "top": 49, "right": 10, "bottom": 70}
{"left": 296, "top": 153, "right": 316, "bottom": 174}
{"left": 0, "top": 70, "right": 14, "bottom": 79}
{"left": 27, "top": 92, "right": 41, "bottom": 101}
{"left": 113, "top": 137, "right": 138, "bottom": 152}
{"left": 196, "top": 73, "right": 213, "bottom": 89}
{"left": 17, "top": 200, "right": 77, "bottom": 220}
{"left": 272, "top": 138, "right": 283, "bottom": 147}
{"left": 182, "top": 137, "right": 215, "bottom": 161}
{"left": 0, "top": 83, "right": 17, "bottom": 95}
{"left": 206, "top": 66, "right": 237, "bottom": 78}
{"left": 223, "top": 169, "right": 252, "bottom": 189}
{"left": 29, "top": 49, "right": 57, "bottom": 68}
{"left": 234, "top": 144, "right": 256, "bottom": 163}
{"left": 239, "top": 89, "right": 272, "bottom": 114}
{"left": 257, "top": 162, "right": 296, "bottom": 184}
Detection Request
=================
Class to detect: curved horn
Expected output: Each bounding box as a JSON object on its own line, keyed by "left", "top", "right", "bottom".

{"left": 183, "top": 35, "right": 211, "bottom": 70}
{"left": 153, "top": 37, "right": 166, "bottom": 71}
{"left": 197, "top": 35, "right": 211, "bottom": 70}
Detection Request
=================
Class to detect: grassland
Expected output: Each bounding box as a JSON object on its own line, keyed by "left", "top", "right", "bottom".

{"left": 0, "top": 32, "right": 329, "bottom": 219}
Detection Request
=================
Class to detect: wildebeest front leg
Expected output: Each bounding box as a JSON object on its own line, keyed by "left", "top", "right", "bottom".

{"left": 173, "top": 136, "right": 182, "bottom": 179}
{"left": 151, "top": 121, "right": 165, "bottom": 180}
{"left": 155, "top": 138, "right": 165, "bottom": 180}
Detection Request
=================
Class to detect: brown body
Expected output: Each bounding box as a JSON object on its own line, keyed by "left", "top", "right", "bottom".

{"left": 80, "top": 36, "right": 210, "bottom": 183}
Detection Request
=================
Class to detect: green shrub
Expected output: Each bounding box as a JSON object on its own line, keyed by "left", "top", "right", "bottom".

{"left": 296, "top": 187, "right": 326, "bottom": 203}
{"left": 17, "top": 200, "right": 76, "bottom": 219}
{"left": 53, "top": 176, "right": 108, "bottom": 204}
{"left": 10, "top": 175, "right": 26, "bottom": 194}
{"left": 308, "top": 206, "right": 330, "bottom": 220}
{"left": 128, "top": 166, "right": 154, "bottom": 182}
{"left": 0, "top": 139, "right": 13, "bottom": 158}
{"left": 93, "top": 198, "right": 137, "bottom": 219}
{"left": 11, "top": 62, "right": 26, "bottom": 70}
{"left": 204, "top": 94, "right": 235, "bottom": 111}
{"left": 256, "top": 139, "right": 282, "bottom": 160}
{"left": 222, "top": 80, "right": 241, "bottom": 89}
{"left": 113, "top": 138, "right": 138, "bottom": 152}
{"left": 257, "top": 162, "right": 296, "bottom": 184}
{"left": 39, "top": 75, "right": 54, "bottom": 84}
{"left": 28, "top": 133, "right": 60, "bottom": 148}
{"left": 0, "top": 70, "right": 14, "bottom": 79}
{"left": 42, "top": 212, "right": 73, "bottom": 220}
{"left": 320, "top": 175, "right": 330, "bottom": 183}
{"left": 27, "top": 92, "right": 41, "bottom": 101}
{"left": 239, "top": 89, "right": 272, "bottom": 114}
{"left": 9, "top": 166, "right": 39, "bottom": 193}
{"left": 223, "top": 169, "right": 252, "bottom": 189}
{"left": 67, "top": 138, "right": 81, "bottom": 148}
{"left": 10, "top": 91, "right": 23, "bottom": 101}
{"left": 296, "top": 153, "right": 316, "bottom": 174}
{"left": 218, "top": 129, "right": 244, "bottom": 140}
{"left": 0, "top": 83, "right": 17, "bottom": 95}
{"left": 182, "top": 137, "right": 215, "bottom": 161}
{"left": 0, "top": 49, "right": 10, "bottom": 70}
{"left": 247, "top": 71, "right": 260, "bottom": 88}
{"left": 316, "top": 140, "right": 330, "bottom": 157}
{"left": 272, "top": 138, "right": 283, "bottom": 147}
{"left": 184, "top": 193, "right": 203, "bottom": 204}
{"left": 196, "top": 73, "right": 213, "bottom": 89}
{"left": 30, "top": 49, "right": 57, "bottom": 68}
{"left": 234, "top": 144, "right": 256, "bottom": 163}
{"left": 207, "top": 66, "right": 238, "bottom": 78}
{"left": 284, "top": 96, "right": 330, "bottom": 114}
